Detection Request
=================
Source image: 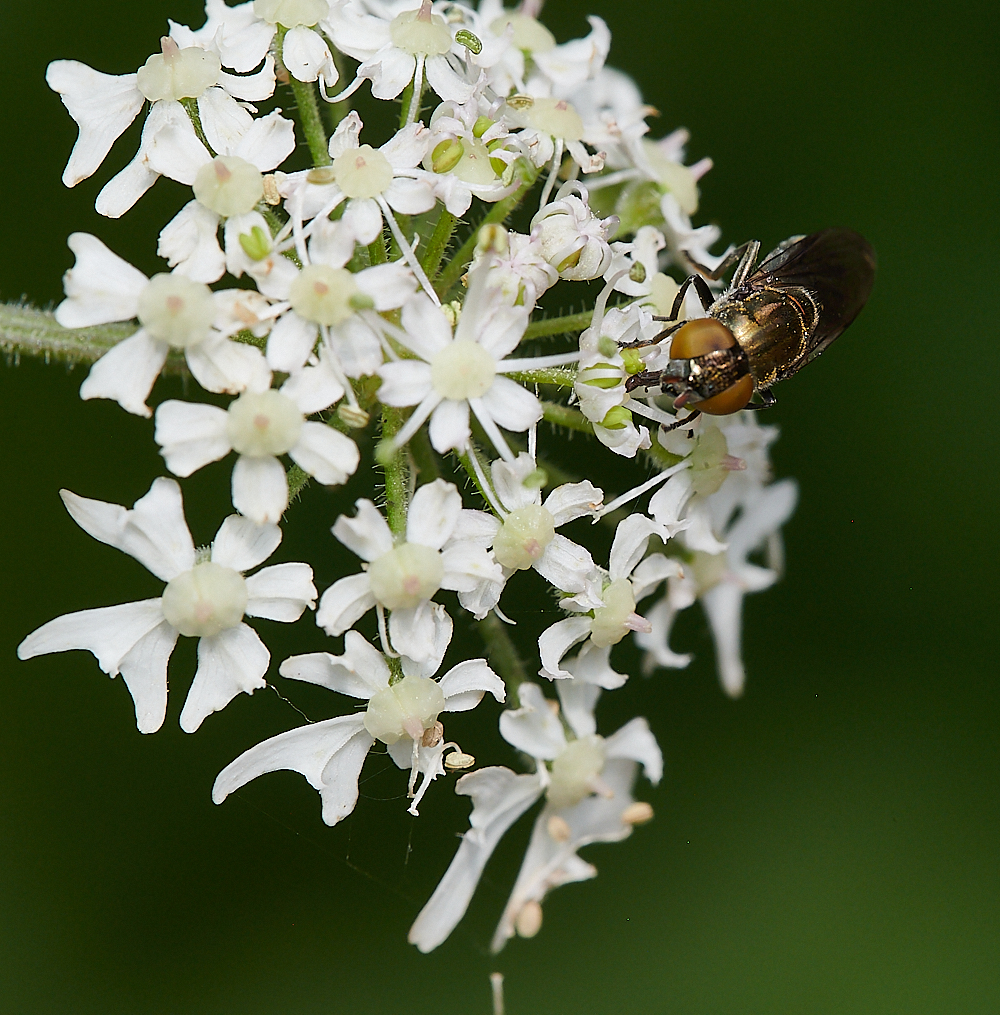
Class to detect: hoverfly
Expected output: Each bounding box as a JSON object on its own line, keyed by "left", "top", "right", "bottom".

{"left": 624, "top": 228, "right": 876, "bottom": 427}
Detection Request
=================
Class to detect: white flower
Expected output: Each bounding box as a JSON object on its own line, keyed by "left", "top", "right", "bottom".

{"left": 408, "top": 678, "right": 660, "bottom": 953}
{"left": 17, "top": 478, "right": 316, "bottom": 733}
{"left": 377, "top": 256, "right": 576, "bottom": 460}
{"left": 57, "top": 233, "right": 269, "bottom": 417}
{"left": 487, "top": 452, "right": 603, "bottom": 595}
{"left": 530, "top": 181, "right": 615, "bottom": 280}
{"left": 212, "top": 629, "right": 505, "bottom": 823}
{"left": 468, "top": 228, "right": 557, "bottom": 310}
{"left": 316, "top": 480, "right": 503, "bottom": 660}
{"left": 505, "top": 95, "right": 606, "bottom": 185}
{"left": 154, "top": 348, "right": 360, "bottom": 524}
{"left": 569, "top": 67, "right": 654, "bottom": 167}
{"left": 47, "top": 33, "right": 278, "bottom": 217}
{"left": 537, "top": 514, "right": 682, "bottom": 686}
{"left": 637, "top": 479, "right": 798, "bottom": 696}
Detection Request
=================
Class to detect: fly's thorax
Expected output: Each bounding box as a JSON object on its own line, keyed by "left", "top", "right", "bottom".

{"left": 668, "top": 318, "right": 754, "bottom": 414}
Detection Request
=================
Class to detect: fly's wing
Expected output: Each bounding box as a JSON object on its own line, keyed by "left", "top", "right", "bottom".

{"left": 749, "top": 228, "right": 876, "bottom": 365}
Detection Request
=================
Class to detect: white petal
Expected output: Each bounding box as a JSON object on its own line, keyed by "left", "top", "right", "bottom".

{"left": 280, "top": 630, "right": 390, "bottom": 698}
{"left": 316, "top": 572, "right": 376, "bottom": 636}
{"left": 154, "top": 400, "right": 230, "bottom": 476}
{"left": 231, "top": 108, "right": 296, "bottom": 171}
{"left": 79, "top": 330, "right": 168, "bottom": 418}
{"left": 648, "top": 470, "right": 695, "bottom": 535}
{"left": 440, "top": 541, "right": 504, "bottom": 593}
{"left": 478, "top": 376, "right": 542, "bottom": 433}
{"left": 634, "top": 596, "right": 692, "bottom": 670}
{"left": 630, "top": 553, "right": 683, "bottom": 603}
{"left": 543, "top": 481, "right": 604, "bottom": 526}
{"left": 158, "top": 201, "right": 225, "bottom": 282}
{"left": 363, "top": 47, "right": 415, "bottom": 100}
{"left": 60, "top": 477, "right": 195, "bottom": 581}
{"left": 380, "top": 121, "right": 429, "bottom": 169}
{"left": 232, "top": 454, "right": 289, "bottom": 524}
{"left": 534, "top": 534, "right": 595, "bottom": 594}
{"left": 554, "top": 678, "right": 600, "bottom": 739}
{"left": 218, "top": 56, "right": 277, "bottom": 102}
{"left": 280, "top": 350, "right": 344, "bottom": 413}
{"left": 399, "top": 294, "right": 453, "bottom": 360}
{"left": 266, "top": 311, "right": 318, "bottom": 373}
{"left": 179, "top": 623, "right": 269, "bottom": 732}
{"left": 429, "top": 398, "right": 471, "bottom": 453}
{"left": 46, "top": 61, "right": 144, "bottom": 187}
{"left": 423, "top": 54, "right": 475, "bottom": 103}
{"left": 388, "top": 602, "right": 442, "bottom": 663}
{"left": 439, "top": 659, "right": 506, "bottom": 712}
{"left": 604, "top": 717, "right": 663, "bottom": 785}
{"left": 683, "top": 508, "right": 727, "bottom": 555}
{"left": 376, "top": 360, "right": 434, "bottom": 407}
{"left": 407, "top": 479, "right": 461, "bottom": 549}
{"left": 408, "top": 766, "right": 543, "bottom": 953}
{"left": 537, "top": 616, "right": 593, "bottom": 681}
{"left": 187, "top": 334, "right": 271, "bottom": 394}
{"left": 117, "top": 617, "right": 179, "bottom": 734}
{"left": 289, "top": 424, "right": 360, "bottom": 486}
{"left": 456, "top": 574, "right": 505, "bottom": 621}
{"left": 701, "top": 582, "right": 746, "bottom": 698}
{"left": 143, "top": 103, "right": 212, "bottom": 185}
{"left": 727, "top": 480, "right": 798, "bottom": 562}
{"left": 562, "top": 640, "right": 627, "bottom": 690}
{"left": 327, "top": 315, "right": 384, "bottom": 377}
{"left": 499, "top": 682, "right": 566, "bottom": 759}
{"left": 342, "top": 197, "right": 383, "bottom": 245}
{"left": 356, "top": 261, "right": 418, "bottom": 311}
{"left": 283, "top": 25, "right": 334, "bottom": 83}
{"left": 55, "top": 232, "right": 147, "bottom": 327}
{"left": 212, "top": 714, "right": 373, "bottom": 827}
{"left": 451, "top": 509, "right": 501, "bottom": 546}
{"left": 197, "top": 86, "right": 253, "bottom": 155}
{"left": 210, "top": 513, "right": 282, "bottom": 572}
{"left": 383, "top": 176, "right": 436, "bottom": 215}
{"left": 399, "top": 602, "right": 453, "bottom": 678}
{"left": 244, "top": 563, "right": 316, "bottom": 621}
{"left": 608, "top": 513, "right": 661, "bottom": 582}
{"left": 492, "top": 454, "right": 541, "bottom": 512}
{"left": 332, "top": 500, "right": 393, "bottom": 561}
{"left": 474, "top": 305, "right": 530, "bottom": 360}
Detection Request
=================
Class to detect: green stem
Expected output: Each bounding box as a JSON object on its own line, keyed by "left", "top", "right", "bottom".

{"left": 368, "top": 234, "right": 388, "bottom": 266}
{"left": 379, "top": 406, "right": 410, "bottom": 536}
{"left": 180, "top": 97, "right": 214, "bottom": 154}
{"left": 505, "top": 367, "right": 576, "bottom": 388}
{"left": 454, "top": 448, "right": 500, "bottom": 515}
{"left": 541, "top": 401, "right": 594, "bottom": 435}
{"left": 477, "top": 613, "right": 530, "bottom": 697}
{"left": 523, "top": 309, "right": 595, "bottom": 340}
{"left": 409, "top": 425, "right": 441, "bottom": 484}
{"left": 278, "top": 27, "right": 331, "bottom": 167}
{"left": 421, "top": 208, "right": 458, "bottom": 281}
{"left": 287, "top": 464, "right": 310, "bottom": 502}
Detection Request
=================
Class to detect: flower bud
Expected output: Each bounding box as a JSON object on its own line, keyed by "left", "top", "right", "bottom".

{"left": 600, "top": 406, "right": 633, "bottom": 430}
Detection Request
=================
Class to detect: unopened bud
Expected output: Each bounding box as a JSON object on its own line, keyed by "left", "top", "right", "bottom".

{"left": 337, "top": 404, "right": 370, "bottom": 429}
{"left": 522, "top": 467, "right": 548, "bottom": 489}
{"left": 431, "top": 138, "right": 464, "bottom": 174}
{"left": 620, "top": 347, "right": 644, "bottom": 375}
{"left": 621, "top": 801, "right": 654, "bottom": 825}
{"left": 238, "top": 226, "right": 272, "bottom": 262}
{"left": 600, "top": 406, "right": 633, "bottom": 430}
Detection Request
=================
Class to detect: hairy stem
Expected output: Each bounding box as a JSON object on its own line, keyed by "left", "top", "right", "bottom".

{"left": 380, "top": 405, "right": 410, "bottom": 536}
{"left": 541, "top": 401, "right": 594, "bottom": 435}
{"left": 421, "top": 208, "right": 458, "bottom": 281}
{"left": 523, "top": 309, "right": 596, "bottom": 340}
{"left": 504, "top": 367, "right": 576, "bottom": 388}
{"left": 278, "top": 27, "right": 332, "bottom": 167}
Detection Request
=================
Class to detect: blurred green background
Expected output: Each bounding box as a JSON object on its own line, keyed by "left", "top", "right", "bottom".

{"left": 1, "top": 1, "right": 997, "bottom": 1012}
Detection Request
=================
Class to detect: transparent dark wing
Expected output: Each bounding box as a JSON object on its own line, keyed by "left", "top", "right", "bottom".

{"left": 748, "top": 228, "right": 876, "bottom": 363}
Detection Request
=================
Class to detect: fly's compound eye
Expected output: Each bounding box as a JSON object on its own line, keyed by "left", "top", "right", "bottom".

{"left": 669, "top": 319, "right": 754, "bottom": 415}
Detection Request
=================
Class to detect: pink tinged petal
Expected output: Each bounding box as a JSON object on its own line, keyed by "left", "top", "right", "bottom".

{"left": 155, "top": 399, "right": 230, "bottom": 476}
{"left": 380, "top": 122, "right": 429, "bottom": 169}
{"left": 46, "top": 61, "right": 144, "bottom": 187}
{"left": 383, "top": 177, "right": 436, "bottom": 215}
{"left": 158, "top": 201, "right": 225, "bottom": 282}
{"left": 534, "top": 535, "right": 595, "bottom": 595}
{"left": 211, "top": 513, "right": 281, "bottom": 572}
{"left": 470, "top": 304, "right": 530, "bottom": 360}
{"left": 408, "top": 766, "right": 544, "bottom": 953}
{"left": 356, "top": 261, "right": 417, "bottom": 310}
{"left": 283, "top": 26, "right": 334, "bottom": 83}
{"left": 399, "top": 602, "right": 453, "bottom": 679}
{"left": 440, "top": 542, "right": 503, "bottom": 593}
{"left": 609, "top": 513, "right": 662, "bottom": 582}
{"left": 244, "top": 562, "right": 316, "bottom": 621}
{"left": 61, "top": 477, "right": 195, "bottom": 580}
{"left": 429, "top": 399, "right": 471, "bottom": 453}
{"left": 211, "top": 714, "right": 374, "bottom": 827}
{"left": 343, "top": 197, "right": 383, "bottom": 245}
{"left": 332, "top": 500, "right": 393, "bottom": 561}
{"left": 316, "top": 572, "right": 376, "bottom": 636}
{"left": 424, "top": 54, "right": 475, "bottom": 103}
{"left": 388, "top": 602, "right": 441, "bottom": 663}
{"left": 538, "top": 616, "right": 594, "bottom": 681}
{"left": 266, "top": 312, "right": 319, "bottom": 373}
{"left": 399, "top": 294, "right": 453, "bottom": 360}
{"left": 554, "top": 678, "right": 600, "bottom": 739}
{"left": 700, "top": 582, "right": 746, "bottom": 698}
{"left": 439, "top": 659, "right": 506, "bottom": 712}
{"left": 543, "top": 481, "right": 604, "bottom": 526}
{"left": 478, "top": 376, "right": 542, "bottom": 433}
{"left": 281, "top": 351, "right": 344, "bottom": 413}
{"left": 55, "top": 232, "right": 148, "bottom": 327}
{"left": 562, "top": 641, "right": 627, "bottom": 690}
{"left": 289, "top": 423, "right": 360, "bottom": 486}
{"left": 500, "top": 682, "right": 568, "bottom": 759}
{"left": 604, "top": 717, "right": 663, "bottom": 785}
{"left": 197, "top": 87, "right": 253, "bottom": 155}
{"left": 281, "top": 630, "right": 390, "bottom": 697}
{"left": 231, "top": 109, "right": 296, "bottom": 171}
{"left": 376, "top": 360, "right": 434, "bottom": 407}
{"left": 630, "top": 553, "right": 683, "bottom": 603}
{"left": 218, "top": 56, "right": 277, "bottom": 102}
{"left": 79, "top": 330, "right": 168, "bottom": 418}
{"left": 232, "top": 454, "right": 288, "bottom": 524}
{"left": 407, "top": 479, "right": 462, "bottom": 550}
{"left": 179, "top": 623, "right": 269, "bottom": 732}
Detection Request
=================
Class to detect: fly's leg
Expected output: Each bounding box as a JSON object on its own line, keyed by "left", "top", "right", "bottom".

{"left": 683, "top": 240, "right": 761, "bottom": 287}
{"left": 622, "top": 274, "right": 715, "bottom": 350}
{"left": 660, "top": 409, "right": 702, "bottom": 432}
{"left": 744, "top": 389, "right": 777, "bottom": 410}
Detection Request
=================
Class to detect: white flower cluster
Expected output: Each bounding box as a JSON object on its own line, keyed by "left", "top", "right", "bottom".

{"left": 20, "top": 0, "right": 798, "bottom": 955}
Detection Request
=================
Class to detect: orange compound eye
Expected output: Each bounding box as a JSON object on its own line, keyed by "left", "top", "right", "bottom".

{"left": 669, "top": 318, "right": 737, "bottom": 359}
{"left": 692, "top": 374, "right": 754, "bottom": 415}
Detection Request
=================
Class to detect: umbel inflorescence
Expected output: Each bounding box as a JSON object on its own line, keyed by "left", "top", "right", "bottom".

{"left": 11, "top": 0, "right": 798, "bottom": 954}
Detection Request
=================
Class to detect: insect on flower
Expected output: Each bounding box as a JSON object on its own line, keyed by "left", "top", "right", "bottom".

{"left": 624, "top": 228, "right": 876, "bottom": 427}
